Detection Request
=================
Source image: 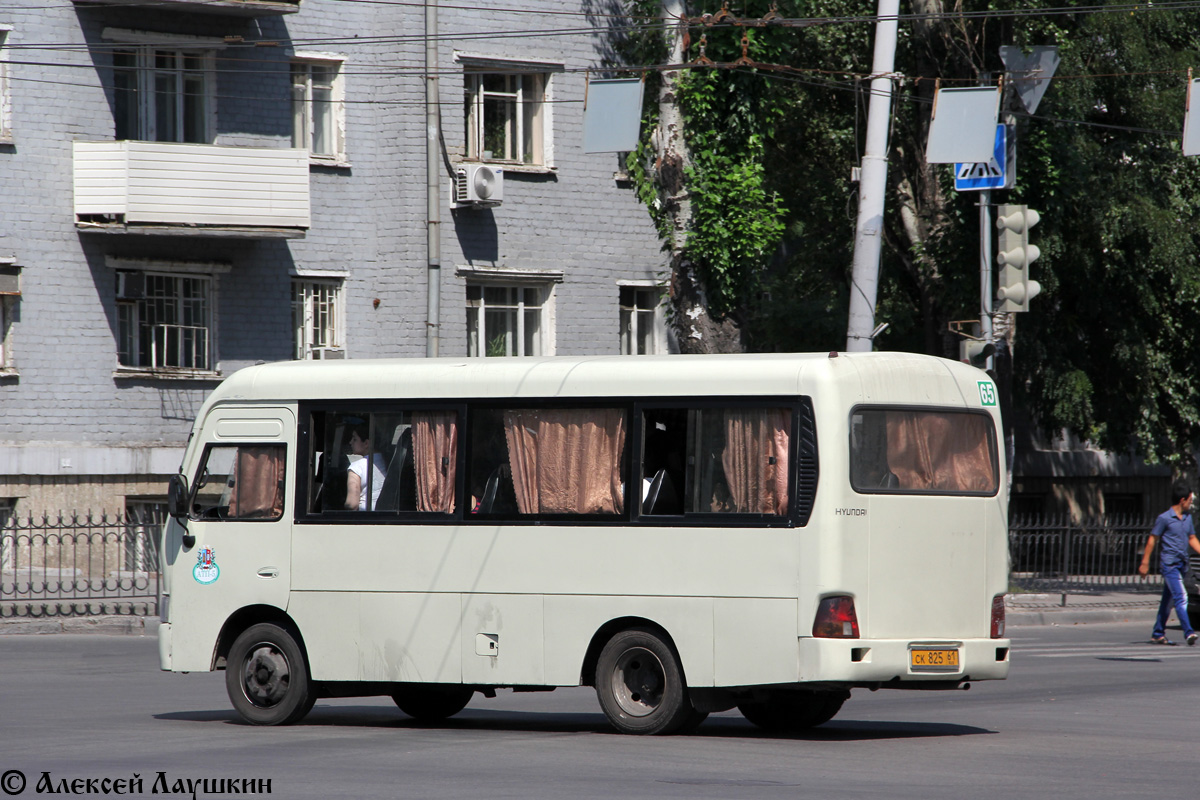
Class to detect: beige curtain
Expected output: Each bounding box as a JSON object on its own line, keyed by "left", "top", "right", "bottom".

{"left": 885, "top": 412, "right": 995, "bottom": 492}
{"left": 229, "top": 446, "right": 285, "bottom": 518}
{"left": 504, "top": 409, "right": 626, "bottom": 515}
{"left": 722, "top": 409, "right": 791, "bottom": 515}
{"left": 413, "top": 412, "right": 458, "bottom": 513}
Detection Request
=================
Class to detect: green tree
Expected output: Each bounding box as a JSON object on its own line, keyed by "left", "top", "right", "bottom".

{"left": 613, "top": 0, "right": 1200, "bottom": 464}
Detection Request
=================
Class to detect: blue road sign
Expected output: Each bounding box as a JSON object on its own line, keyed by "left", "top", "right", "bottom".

{"left": 954, "top": 124, "right": 1006, "bottom": 192}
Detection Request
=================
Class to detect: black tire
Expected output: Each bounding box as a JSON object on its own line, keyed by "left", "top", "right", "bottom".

{"left": 595, "top": 627, "right": 694, "bottom": 735}
{"left": 738, "top": 689, "right": 848, "bottom": 732}
{"left": 391, "top": 685, "right": 475, "bottom": 721}
{"left": 1188, "top": 594, "right": 1200, "bottom": 632}
{"left": 225, "top": 622, "right": 315, "bottom": 726}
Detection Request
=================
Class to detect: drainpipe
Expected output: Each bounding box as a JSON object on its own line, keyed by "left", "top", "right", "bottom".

{"left": 425, "top": 0, "right": 441, "bottom": 357}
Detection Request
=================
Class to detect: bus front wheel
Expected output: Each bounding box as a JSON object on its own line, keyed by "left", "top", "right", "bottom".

{"left": 595, "top": 628, "right": 694, "bottom": 735}
{"left": 737, "top": 689, "right": 848, "bottom": 732}
{"left": 225, "top": 623, "right": 315, "bottom": 726}
{"left": 391, "top": 685, "right": 475, "bottom": 721}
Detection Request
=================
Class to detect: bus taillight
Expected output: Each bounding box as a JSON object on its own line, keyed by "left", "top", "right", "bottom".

{"left": 991, "top": 595, "right": 1006, "bottom": 639}
{"left": 813, "top": 595, "right": 860, "bottom": 638}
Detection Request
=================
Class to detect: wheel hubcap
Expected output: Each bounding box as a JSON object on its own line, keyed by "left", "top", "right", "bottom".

{"left": 241, "top": 644, "right": 290, "bottom": 709}
{"left": 610, "top": 647, "right": 665, "bottom": 717}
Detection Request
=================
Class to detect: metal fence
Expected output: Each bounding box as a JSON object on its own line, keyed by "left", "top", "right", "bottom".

{"left": 1009, "top": 514, "right": 1163, "bottom": 594}
{"left": 0, "top": 510, "right": 1172, "bottom": 619}
{"left": 0, "top": 510, "right": 162, "bottom": 618}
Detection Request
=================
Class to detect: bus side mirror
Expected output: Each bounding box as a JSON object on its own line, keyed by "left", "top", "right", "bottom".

{"left": 168, "top": 475, "right": 196, "bottom": 548}
{"left": 168, "top": 474, "right": 190, "bottom": 520}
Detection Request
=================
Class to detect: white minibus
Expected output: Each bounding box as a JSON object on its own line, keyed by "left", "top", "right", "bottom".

{"left": 159, "top": 352, "right": 1010, "bottom": 734}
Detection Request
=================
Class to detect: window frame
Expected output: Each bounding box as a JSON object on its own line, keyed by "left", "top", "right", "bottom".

{"left": 296, "top": 401, "right": 467, "bottom": 523}
{"left": 188, "top": 443, "right": 288, "bottom": 522}
{"left": 292, "top": 277, "right": 345, "bottom": 360}
{"left": 0, "top": 296, "right": 11, "bottom": 372}
{"left": 291, "top": 53, "right": 347, "bottom": 164}
{"left": 458, "top": 55, "right": 558, "bottom": 170}
{"left": 109, "top": 41, "right": 217, "bottom": 144}
{"left": 618, "top": 283, "right": 668, "bottom": 355}
{"left": 0, "top": 27, "right": 12, "bottom": 143}
{"left": 848, "top": 404, "right": 1000, "bottom": 497}
{"left": 466, "top": 280, "right": 556, "bottom": 358}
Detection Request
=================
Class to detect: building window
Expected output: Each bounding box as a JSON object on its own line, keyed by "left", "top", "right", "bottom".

{"left": 0, "top": 29, "right": 11, "bottom": 142}
{"left": 467, "top": 283, "right": 553, "bottom": 357}
{"left": 113, "top": 46, "right": 213, "bottom": 143}
{"left": 292, "top": 57, "right": 345, "bottom": 161}
{"left": 124, "top": 500, "right": 165, "bottom": 573}
{"left": 116, "top": 271, "right": 213, "bottom": 371}
{"left": 619, "top": 285, "right": 667, "bottom": 355}
{"left": 465, "top": 72, "right": 548, "bottom": 165}
{"left": 0, "top": 297, "right": 10, "bottom": 369}
{"left": 0, "top": 497, "right": 13, "bottom": 571}
{"left": 292, "top": 279, "right": 344, "bottom": 359}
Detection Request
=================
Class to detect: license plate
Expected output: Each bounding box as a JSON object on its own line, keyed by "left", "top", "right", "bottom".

{"left": 910, "top": 648, "right": 960, "bottom": 671}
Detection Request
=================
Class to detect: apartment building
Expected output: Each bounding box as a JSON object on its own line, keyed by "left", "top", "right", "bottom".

{"left": 0, "top": 0, "right": 670, "bottom": 517}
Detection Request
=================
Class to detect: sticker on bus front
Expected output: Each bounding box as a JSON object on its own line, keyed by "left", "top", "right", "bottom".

{"left": 193, "top": 546, "right": 220, "bottom": 585}
{"left": 977, "top": 380, "right": 997, "bottom": 407}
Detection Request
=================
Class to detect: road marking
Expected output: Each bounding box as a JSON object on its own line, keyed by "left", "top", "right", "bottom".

{"left": 1016, "top": 642, "right": 1199, "bottom": 659}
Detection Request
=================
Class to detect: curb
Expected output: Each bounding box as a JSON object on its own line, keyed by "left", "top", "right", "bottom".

{"left": 0, "top": 615, "right": 157, "bottom": 636}
{"left": 1008, "top": 606, "right": 1158, "bottom": 628}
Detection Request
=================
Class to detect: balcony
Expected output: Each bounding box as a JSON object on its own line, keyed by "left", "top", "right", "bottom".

{"left": 71, "top": 0, "right": 300, "bottom": 17}
{"left": 74, "top": 141, "right": 310, "bottom": 239}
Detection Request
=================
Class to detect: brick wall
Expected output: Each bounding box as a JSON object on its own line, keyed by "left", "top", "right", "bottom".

{"left": 0, "top": 0, "right": 667, "bottom": 510}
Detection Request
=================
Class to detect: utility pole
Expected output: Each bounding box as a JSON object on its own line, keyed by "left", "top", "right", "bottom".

{"left": 845, "top": 0, "right": 900, "bottom": 352}
{"left": 425, "top": 0, "right": 441, "bottom": 357}
{"left": 979, "top": 188, "right": 993, "bottom": 371}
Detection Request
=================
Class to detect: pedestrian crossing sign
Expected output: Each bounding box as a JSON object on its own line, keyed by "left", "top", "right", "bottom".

{"left": 955, "top": 125, "right": 1008, "bottom": 192}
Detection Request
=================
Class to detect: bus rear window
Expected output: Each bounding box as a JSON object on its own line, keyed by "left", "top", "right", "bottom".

{"left": 850, "top": 408, "right": 997, "bottom": 495}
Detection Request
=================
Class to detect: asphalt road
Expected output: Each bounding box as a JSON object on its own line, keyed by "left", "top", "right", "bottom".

{"left": 1, "top": 621, "right": 1197, "bottom": 800}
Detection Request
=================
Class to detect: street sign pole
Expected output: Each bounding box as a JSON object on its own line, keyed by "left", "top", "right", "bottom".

{"left": 979, "top": 189, "right": 993, "bottom": 372}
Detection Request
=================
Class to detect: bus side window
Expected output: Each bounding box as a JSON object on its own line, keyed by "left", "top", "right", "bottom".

{"left": 309, "top": 409, "right": 459, "bottom": 515}
{"left": 193, "top": 444, "right": 286, "bottom": 521}
{"left": 642, "top": 407, "right": 791, "bottom": 516}
{"left": 469, "top": 407, "right": 627, "bottom": 517}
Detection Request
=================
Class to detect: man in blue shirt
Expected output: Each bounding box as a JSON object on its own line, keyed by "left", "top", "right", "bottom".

{"left": 1138, "top": 481, "right": 1200, "bottom": 645}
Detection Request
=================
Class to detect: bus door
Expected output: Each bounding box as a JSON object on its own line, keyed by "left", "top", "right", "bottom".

{"left": 850, "top": 406, "right": 999, "bottom": 641}
{"left": 169, "top": 408, "right": 295, "bottom": 669}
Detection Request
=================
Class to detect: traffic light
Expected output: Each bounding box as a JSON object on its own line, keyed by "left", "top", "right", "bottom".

{"left": 995, "top": 204, "right": 1042, "bottom": 312}
{"left": 959, "top": 339, "right": 995, "bottom": 367}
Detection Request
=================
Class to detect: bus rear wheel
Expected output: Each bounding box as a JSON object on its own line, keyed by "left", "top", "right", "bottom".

{"left": 595, "top": 628, "right": 694, "bottom": 735}
{"left": 391, "top": 685, "right": 475, "bottom": 721}
{"left": 226, "top": 623, "right": 315, "bottom": 726}
{"left": 738, "top": 689, "right": 848, "bottom": 732}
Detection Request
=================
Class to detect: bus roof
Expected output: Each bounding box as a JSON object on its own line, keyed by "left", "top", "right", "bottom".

{"left": 204, "top": 352, "right": 989, "bottom": 408}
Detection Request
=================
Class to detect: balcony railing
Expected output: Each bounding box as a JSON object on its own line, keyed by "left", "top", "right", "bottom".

{"left": 150, "top": 324, "right": 210, "bottom": 371}
{"left": 74, "top": 141, "right": 310, "bottom": 235}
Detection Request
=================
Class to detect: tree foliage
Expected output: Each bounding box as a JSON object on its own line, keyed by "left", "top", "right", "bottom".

{"left": 614, "top": 0, "right": 1200, "bottom": 465}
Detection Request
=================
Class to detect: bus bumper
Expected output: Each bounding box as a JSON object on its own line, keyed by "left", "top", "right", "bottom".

{"left": 797, "top": 637, "right": 1011, "bottom": 685}
{"left": 158, "top": 622, "right": 173, "bottom": 671}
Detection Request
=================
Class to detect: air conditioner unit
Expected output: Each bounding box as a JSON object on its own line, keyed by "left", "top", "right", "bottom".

{"left": 311, "top": 347, "right": 346, "bottom": 360}
{"left": 455, "top": 164, "right": 504, "bottom": 207}
{"left": 115, "top": 271, "right": 145, "bottom": 301}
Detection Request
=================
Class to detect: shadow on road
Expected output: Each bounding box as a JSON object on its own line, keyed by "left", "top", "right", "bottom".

{"left": 155, "top": 705, "right": 993, "bottom": 741}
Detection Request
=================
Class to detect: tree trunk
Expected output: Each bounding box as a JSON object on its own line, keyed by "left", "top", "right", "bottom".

{"left": 652, "top": 0, "right": 746, "bottom": 354}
